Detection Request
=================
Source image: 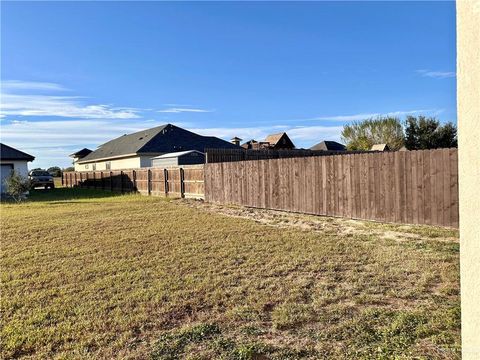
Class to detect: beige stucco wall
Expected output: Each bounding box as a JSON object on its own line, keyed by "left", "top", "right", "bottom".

{"left": 75, "top": 156, "right": 153, "bottom": 172}
{"left": 457, "top": 1, "right": 480, "bottom": 358}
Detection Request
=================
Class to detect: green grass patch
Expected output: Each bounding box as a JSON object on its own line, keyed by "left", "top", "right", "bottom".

{"left": 1, "top": 188, "right": 460, "bottom": 358}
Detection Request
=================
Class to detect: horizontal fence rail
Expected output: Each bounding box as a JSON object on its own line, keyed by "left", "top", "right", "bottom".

{"left": 205, "top": 148, "right": 370, "bottom": 163}
{"left": 204, "top": 148, "right": 459, "bottom": 228}
{"left": 62, "top": 166, "right": 204, "bottom": 199}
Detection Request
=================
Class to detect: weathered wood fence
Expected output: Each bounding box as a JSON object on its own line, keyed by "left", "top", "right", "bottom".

{"left": 204, "top": 148, "right": 459, "bottom": 228}
{"left": 205, "top": 148, "right": 366, "bottom": 163}
{"left": 62, "top": 166, "right": 204, "bottom": 198}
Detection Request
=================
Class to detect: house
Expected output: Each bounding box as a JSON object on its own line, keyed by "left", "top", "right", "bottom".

{"left": 371, "top": 144, "right": 390, "bottom": 151}
{"left": 73, "top": 124, "right": 239, "bottom": 171}
{"left": 264, "top": 132, "right": 295, "bottom": 149}
{"left": 69, "top": 148, "right": 92, "bottom": 165}
{"left": 310, "top": 140, "right": 346, "bottom": 151}
{"left": 151, "top": 150, "right": 205, "bottom": 168}
{"left": 241, "top": 140, "right": 271, "bottom": 150}
{"left": 240, "top": 132, "right": 295, "bottom": 150}
{"left": 230, "top": 137, "right": 242, "bottom": 146}
{"left": 0, "top": 143, "right": 35, "bottom": 194}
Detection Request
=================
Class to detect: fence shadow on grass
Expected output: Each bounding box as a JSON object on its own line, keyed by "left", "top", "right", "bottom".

{"left": 27, "top": 187, "right": 128, "bottom": 202}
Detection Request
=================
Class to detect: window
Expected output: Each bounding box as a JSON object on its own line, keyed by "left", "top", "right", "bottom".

{"left": 92, "top": 164, "right": 96, "bottom": 171}
{"left": 106, "top": 162, "right": 111, "bottom": 170}
{"left": 85, "top": 164, "right": 89, "bottom": 169}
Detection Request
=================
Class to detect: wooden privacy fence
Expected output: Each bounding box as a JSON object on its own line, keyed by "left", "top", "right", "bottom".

{"left": 62, "top": 166, "right": 204, "bottom": 198}
{"left": 205, "top": 148, "right": 367, "bottom": 163}
{"left": 204, "top": 148, "right": 459, "bottom": 228}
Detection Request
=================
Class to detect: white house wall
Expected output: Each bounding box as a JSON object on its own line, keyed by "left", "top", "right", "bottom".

{"left": 0, "top": 160, "right": 29, "bottom": 177}
{"left": 75, "top": 156, "right": 151, "bottom": 172}
{"left": 0, "top": 160, "right": 30, "bottom": 193}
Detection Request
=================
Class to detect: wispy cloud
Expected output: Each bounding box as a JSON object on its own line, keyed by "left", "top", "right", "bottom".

{"left": 189, "top": 125, "right": 343, "bottom": 143}
{"left": 157, "top": 107, "right": 213, "bottom": 113}
{"left": 1, "top": 80, "right": 68, "bottom": 92}
{"left": 287, "top": 126, "right": 343, "bottom": 141}
{"left": 305, "top": 109, "right": 442, "bottom": 122}
{"left": 416, "top": 69, "right": 456, "bottom": 79}
{"left": 1, "top": 94, "right": 141, "bottom": 118}
{"left": 0, "top": 80, "right": 142, "bottom": 119}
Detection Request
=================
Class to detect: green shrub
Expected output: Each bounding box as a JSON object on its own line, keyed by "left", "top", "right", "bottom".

{"left": 3, "top": 171, "right": 32, "bottom": 202}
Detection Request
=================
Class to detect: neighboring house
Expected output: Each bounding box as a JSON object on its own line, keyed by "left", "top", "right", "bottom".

{"left": 0, "top": 143, "right": 35, "bottom": 194}
{"left": 70, "top": 148, "right": 93, "bottom": 171}
{"left": 241, "top": 140, "right": 271, "bottom": 150}
{"left": 371, "top": 144, "right": 390, "bottom": 151}
{"left": 151, "top": 150, "right": 205, "bottom": 168}
{"left": 310, "top": 140, "right": 346, "bottom": 151}
{"left": 241, "top": 132, "right": 295, "bottom": 150}
{"left": 73, "top": 124, "right": 239, "bottom": 171}
{"left": 264, "top": 132, "right": 295, "bottom": 149}
{"left": 230, "top": 137, "right": 242, "bottom": 146}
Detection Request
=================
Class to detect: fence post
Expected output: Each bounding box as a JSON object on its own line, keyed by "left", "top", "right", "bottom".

{"left": 164, "top": 169, "right": 168, "bottom": 196}
{"left": 110, "top": 171, "right": 113, "bottom": 192}
{"left": 147, "top": 169, "right": 151, "bottom": 196}
{"left": 93, "top": 171, "right": 96, "bottom": 189}
{"left": 180, "top": 167, "right": 185, "bottom": 198}
{"left": 101, "top": 171, "right": 104, "bottom": 190}
{"left": 74, "top": 172, "right": 77, "bottom": 187}
{"left": 132, "top": 170, "right": 136, "bottom": 192}
{"left": 120, "top": 171, "right": 124, "bottom": 193}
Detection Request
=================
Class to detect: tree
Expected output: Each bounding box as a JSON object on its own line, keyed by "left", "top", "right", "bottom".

{"left": 63, "top": 166, "right": 75, "bottom": 172}
{"left": 341, "top": 116, "right": 405, "bottom": 151}
{"left": 404, "top": 116, "right": 457, "bottom": 150}
{"left": 47, "top": 166, "right": 62, "bottom": 177}
{"left": 3, "top": 171, "right": 32, "bottom": 202}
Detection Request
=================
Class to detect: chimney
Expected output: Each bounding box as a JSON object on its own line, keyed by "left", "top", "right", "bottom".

{"left": 231, "top": 137, "right": 242, "bottom": 146}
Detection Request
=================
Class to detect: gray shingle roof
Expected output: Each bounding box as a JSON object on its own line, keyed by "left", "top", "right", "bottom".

{"left": 69, "top": 148, "right": 93, "bottom": 158}
{"left": 310, "top": 141, "right": 346, "bottom": 151}
{"left": 0, "top": 143, "right": 35, "bottom": 161}
{"left": 78, "top": 124, "right": 238, "bottom": 163}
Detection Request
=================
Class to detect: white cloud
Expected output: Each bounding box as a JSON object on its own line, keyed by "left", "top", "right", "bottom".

{"left": 0, "top": 80, "right": 142, "bottom": 119}
{"left": 287, "top": 126, "right": 343, "bottom": 142}
{"left": 188, "top": 124, "right": 343, "bottom": 145}
{"left": 158, "top": 107, "right": 213, "bottom": 113}
{"left": 0, "top": 93, "right": 141, "bottom": 119}
{"left": 308, "top": 109, "right": 442, "bottom": 122}
{"left": 1, "top": 80, "right": 68, "bottom": 91}
{"left": 188, "top": 126, "right": 289, "bottom": 140}
{"left": 416, "top": 69, "right": 456, "bottom": 79}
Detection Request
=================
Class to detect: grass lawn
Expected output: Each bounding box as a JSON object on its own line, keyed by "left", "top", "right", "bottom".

{"left": 1, "top": 188, "right": 460, "bottom": 359}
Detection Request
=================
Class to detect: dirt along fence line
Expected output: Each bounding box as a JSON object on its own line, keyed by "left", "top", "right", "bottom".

{"left": 204, "top": 148, "right": 459, "bottom": 228}
{"left": 62, "top": 165, "right": 205, "bottom": 199}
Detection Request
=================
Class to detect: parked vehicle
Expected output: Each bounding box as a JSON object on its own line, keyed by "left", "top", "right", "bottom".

{"left": 28, "top": 170, "right": 55, "bottom": 189}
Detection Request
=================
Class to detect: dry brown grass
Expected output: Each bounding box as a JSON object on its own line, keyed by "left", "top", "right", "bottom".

{"left": 1, "top": 188, "right": 460, "bottom": 359}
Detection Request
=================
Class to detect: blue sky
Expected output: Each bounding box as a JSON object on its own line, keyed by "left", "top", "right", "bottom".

{"left": 1, "top": 1, "right": 456, "bottom": 168}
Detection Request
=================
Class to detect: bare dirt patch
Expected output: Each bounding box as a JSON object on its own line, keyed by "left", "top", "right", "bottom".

{"left": 174, "top": 198, "right": 459, "bottom": 243}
